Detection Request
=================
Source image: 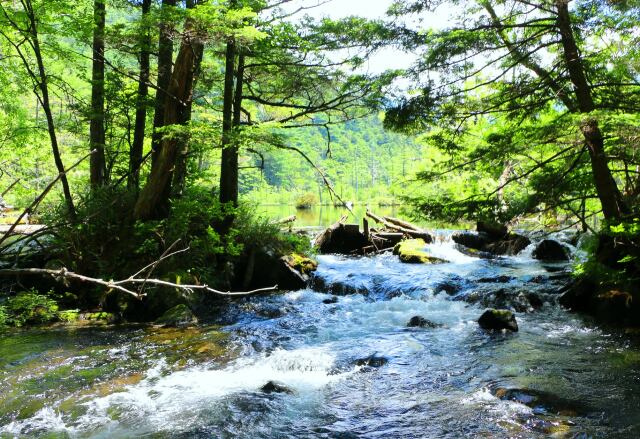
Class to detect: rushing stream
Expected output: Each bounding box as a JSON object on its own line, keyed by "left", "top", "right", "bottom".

{"left": 2, "top": 231, "right": 640, "bottom": 438}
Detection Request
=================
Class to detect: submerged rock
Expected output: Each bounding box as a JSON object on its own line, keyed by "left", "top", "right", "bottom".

{"left": 532, "top": 239, "right": 570, "bottom": 261}
{"left": 407, "top": 315, "right": 441, "bottom": 328}
{"left": 355, "top": 354, "right": 388, "bottom": 368}
{"left": 492, "top": 387, "right": 587, "bottom": 416}
{"left": 393, "top": 239, "right": 448, "bottom": 264}
{"left": 155, "top": 304, "right": 197, "bottom": 327}
{"left": 261, "top": 381, "right": 294, "bottom": 394}
{"left": 478, "top": 308, "right": 518, "bottom": 332}
{"left": 322, "top": 296, "right": 339, "bottom": 304}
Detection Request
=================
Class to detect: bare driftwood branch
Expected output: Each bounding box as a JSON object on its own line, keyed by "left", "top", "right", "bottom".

{"left": 0, "top": 267, "right": 278, "bottom": 299}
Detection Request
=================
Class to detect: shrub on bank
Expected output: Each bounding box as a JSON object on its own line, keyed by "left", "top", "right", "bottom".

{"left": 295, "top": 193, "right": 318, "bottom": 209}
{"left": 0, "top": 290, "right": 59, "bottom": 327}
{"left": 16, "top": 186, "right": 311, "bottom": 322}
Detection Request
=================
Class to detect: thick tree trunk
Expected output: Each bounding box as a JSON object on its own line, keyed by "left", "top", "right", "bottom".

{"left": 219, "top": 40, "right": 238, "bottom": 205}
{"left": 134, "top": 20, "right": 203, "bottom": 220}
{"left": 151, "top": 0, "right": 177, "bottom": 165}
{"left": 129, "top": 0, "right": 152, "bottom": 189}
{"left": 90, "top": 0, "right": 107, "bottom": 187}
{"left": 555, "top": 0, "right": 627, "bottom": 221}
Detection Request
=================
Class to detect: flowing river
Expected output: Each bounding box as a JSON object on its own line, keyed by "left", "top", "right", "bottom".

{"left": 2, "top": 231, "right": 640, "bottom": 438}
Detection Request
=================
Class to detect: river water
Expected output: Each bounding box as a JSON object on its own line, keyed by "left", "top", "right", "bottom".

{"left": 2, "top": 231, "right": 640, "bottom": 438}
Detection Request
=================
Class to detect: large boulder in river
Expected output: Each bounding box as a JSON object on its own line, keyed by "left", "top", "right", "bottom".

{"left": 532, "top": 239, "right": 570, "bottom": 261}
{"left": 483, "top": 233, "right": 531, "bottom": 256}
{"left": 477, "top": 220, "right": 508, "bottom": 239}
{"left": 393, "top": 239, "right": 448, "bottom": 264}
{"left": 478, "top": 308, "right": 518, "bottom": 332}
{"left": 252, "top": 251, "right": 317, "bottom": 291}
{"left": 452, "top": 230, "right": 530, "bottom": 256}
{"left": 451, "top": 231, "right": 491, "bottom": 251}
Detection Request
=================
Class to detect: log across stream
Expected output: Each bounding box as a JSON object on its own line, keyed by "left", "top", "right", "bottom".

{"left": 2, "top": 229, "right": 640, "bottom": 438}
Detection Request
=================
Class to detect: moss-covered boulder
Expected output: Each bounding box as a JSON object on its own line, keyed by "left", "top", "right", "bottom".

{"left": 478, "top": 308, "right": 518, "bottom": 332}
{"left": 155, "top": 304, "right": 197, "bottom": 327}
{"left": 393, "top": 239, "right": 448, "bottom": 264}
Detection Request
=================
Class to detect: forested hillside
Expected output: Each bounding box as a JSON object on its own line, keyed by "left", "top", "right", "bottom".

{"left": 240, "top": 115, "right": 423, "bottom": 205}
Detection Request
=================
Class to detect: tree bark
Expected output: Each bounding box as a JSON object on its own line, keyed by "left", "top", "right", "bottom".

{"left": 129, "top": 0, "right": 152, "bottom": 189}
{"left": 90, "top": 0, "right": 107, "bottom": 187}
{"left": 219, "top": 40, "right": 238, "bottom": 205}
{"left": 134, "top": 15, "right": 203, "bottom": 220}
{"left": 151, "top": 0, "right": 177, "bottom": 166}
{"left": 555, "top": 0, "right": 627, "bottom": 220}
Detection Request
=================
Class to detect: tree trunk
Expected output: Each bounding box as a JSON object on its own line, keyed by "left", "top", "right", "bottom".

{"left": 134, "top": 18, "right": 203, "bottom": 220}
{"left": 151, "top": 0, "right": 177, "bottom": 165}
{"left": 90, "top": 0, "right": 107, "bottom": 187}
{"left": 555, "top": 0, "right": 627, "bottom": 221}
{"left": 129, "top": 0, "right": 152, "bottom": 189}
{"left": 219, "top": 40, "right": 238, "bottom": 205}
{"left": 18, "top": 1, "right": 76, "bottom": 218}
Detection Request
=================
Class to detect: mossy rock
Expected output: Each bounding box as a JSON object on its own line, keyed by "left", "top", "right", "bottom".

{"left": 155, "top": 304, "right": 197, "bottom": 327}
{"left": 283, "top": 253, "right": 318, "bottom": 275}
{"left": 393, "top": 239, "right": 448, "bottom": 264}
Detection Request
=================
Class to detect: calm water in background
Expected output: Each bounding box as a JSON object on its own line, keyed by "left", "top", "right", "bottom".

{"left": 257, "top": 204, "right": 456, "bottom": 230}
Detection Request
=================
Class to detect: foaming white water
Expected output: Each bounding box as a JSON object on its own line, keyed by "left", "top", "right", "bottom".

{"left": 1, "top": 347, "right": 349, "bottom": 437}
{"left": 1, "top": 407, "right": 67, "bottom": 436}
{"left": 424, "top": 240, "right": 477, "bottom": 264}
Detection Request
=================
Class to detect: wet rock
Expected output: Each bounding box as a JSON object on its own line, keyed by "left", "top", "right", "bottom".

{"left": 452, "top": 229, "right": 530, "bottom": 257}
{"left": 532, "top": 239, "right": 570, "bottom": 261}
{"left": 478, "top": 308, "right": 518, "bottom": 332}
{"left": 478, "top": 275, "right": 513, "bottom": 283}
{"left": 433, "top": 279, "right": 463, "bottom": 295}
{"left": 483, "top": 233, "right": 531, "bottom": 256}
{"left": 393, "top": 239, "right": 448, "bottom": 264}
{"left": 451, "top": 231, "right": 490, "bottom": 251}
{"left": 155, "top": 304, "right": 197, "bottom": 327}
{"left": 355, "top": 354, "right": 388, "bottom": 368}
{"left": 477, "top": 220, "right": 508, "bottom": 239}
{"left": 492, "top": 387, "right": 587, "bottom": 416}
{"left": 323, "top": 296, "right": 339, "bottom": 304}
{"left": 407, "top": 315, "right": 441, "bottom": 328}
{"left": 250, "top": 250, "right": 317, "bottom": 291}
{"left": 526, "top": 292, "right": 544, "bottom": 309}
{"left": 261, "top": 381, "right": 294, "bottom": 394}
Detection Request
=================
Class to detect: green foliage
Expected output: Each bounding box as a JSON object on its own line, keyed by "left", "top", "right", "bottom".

{"left": 2, "top": 290, "right": 59, "bottom": 327}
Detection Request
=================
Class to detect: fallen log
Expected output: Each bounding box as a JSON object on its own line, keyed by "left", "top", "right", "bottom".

{"left": 270, "top": 215, "right": 296, "bottom": 226}
{"left": 383, "top": 216, "right": 422, "bottom": 232}
{"left": 366, "top": 210, "right": 433, "bottom": 243}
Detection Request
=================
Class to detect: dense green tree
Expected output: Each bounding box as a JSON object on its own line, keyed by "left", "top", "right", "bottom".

{"left": 386, "top": 0, "right": 640, "bottom": 224}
